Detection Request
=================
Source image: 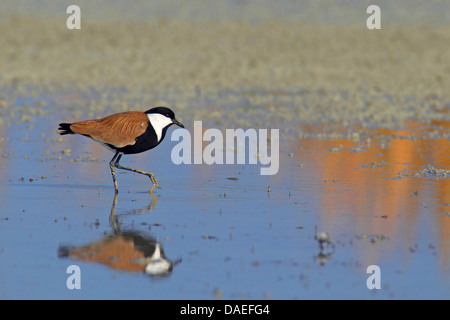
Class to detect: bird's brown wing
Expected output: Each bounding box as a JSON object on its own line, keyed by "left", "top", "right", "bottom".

{"left": 70, "top": 112, "right": 149, "bottom": 148}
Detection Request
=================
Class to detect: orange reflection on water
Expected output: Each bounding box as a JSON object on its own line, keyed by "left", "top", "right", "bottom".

{"left": 294, "top": 122, "right": 450, "bottom": 273}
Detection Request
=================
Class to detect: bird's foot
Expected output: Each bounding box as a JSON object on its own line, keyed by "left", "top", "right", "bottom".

{"left": 147, "top": 173, "right": 161, "bottom": 189}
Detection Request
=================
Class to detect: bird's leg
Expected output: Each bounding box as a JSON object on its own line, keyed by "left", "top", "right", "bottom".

{"left": 113, "top": 154, "right": 161, "bottom": 189}
{"left": 109, "top": 152, "right": 120, "bottom": 194}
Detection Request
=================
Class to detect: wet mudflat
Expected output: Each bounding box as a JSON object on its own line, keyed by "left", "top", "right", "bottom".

{"left": 0, "top": 0, "right": 449, "bottom": 300}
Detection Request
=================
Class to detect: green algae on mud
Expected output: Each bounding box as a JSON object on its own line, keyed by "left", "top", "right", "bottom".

{"left": 0, "top": 14, "right": 450, "bottom": 138}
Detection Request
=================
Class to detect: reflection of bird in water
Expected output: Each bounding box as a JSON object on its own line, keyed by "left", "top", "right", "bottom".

{"left": 58, "top": 191, "right": 181, "bottom": 276}
{"left": 109, "top": 189, "right": 159, "bottom": 230}
{"left": 58, "top": 230, "right": 179, "bottom": 276}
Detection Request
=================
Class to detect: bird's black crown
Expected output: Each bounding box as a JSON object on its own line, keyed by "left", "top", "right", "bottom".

{"left": 145, "top": 107, "right": 176, "bottom": 120}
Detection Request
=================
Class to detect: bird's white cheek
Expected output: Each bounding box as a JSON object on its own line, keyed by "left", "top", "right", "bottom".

{"left": 147, "top": 114, "right": 172, "bottom": 141}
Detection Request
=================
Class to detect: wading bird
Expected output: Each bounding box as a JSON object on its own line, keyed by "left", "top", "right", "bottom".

{"left": 58, "top": 107, "right": 184, "bottom": 193}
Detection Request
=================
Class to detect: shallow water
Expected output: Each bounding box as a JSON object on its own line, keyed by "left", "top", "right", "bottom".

{"left": 1, "top": 0, "right": 450, "bottom": 301}
{"left": 0, "top": 110, "right": 448, "bottom": 299}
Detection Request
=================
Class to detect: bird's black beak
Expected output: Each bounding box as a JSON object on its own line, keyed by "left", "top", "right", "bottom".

{"left": 173, "top": 119, "right": 184, "bottom": 128}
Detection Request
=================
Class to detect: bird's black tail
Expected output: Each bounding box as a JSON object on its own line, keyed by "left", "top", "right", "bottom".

{"left": 58, "top": 123, "right": 74, "bottom": 135}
